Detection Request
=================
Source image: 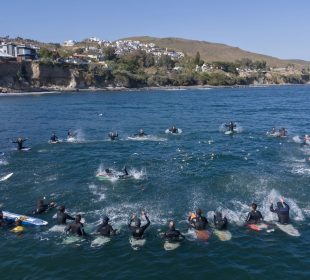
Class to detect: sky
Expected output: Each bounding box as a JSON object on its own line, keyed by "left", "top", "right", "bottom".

{"left": 1, "top": 0, "right": 310, "bottom": 60}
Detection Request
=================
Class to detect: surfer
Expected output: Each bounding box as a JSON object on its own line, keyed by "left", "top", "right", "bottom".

{"left": 188, "top": 208, "right": 208, "bottom": 230}
{"left": 33, "top": 199, "right": 56, "bottom": 215}
{"left": 213, "top": 211, "right": 228, "bottom": 230}
{"left": 304, "top": 134, "right": 310, "bottom": 143}
{"left": 67, "top": 131, "right": 76, "bottom": 138}
{"left": 128, "top": 211, "right": 150, "bottom": 239}
{"left": 245, "top": 203, "right": 263, "bottom": 224}
{"left": 278, "top": 128, "right": 287, "bottom": 137}
{"left": 50, "top": 133, "right": 58, "bottom": 142}
{"left": 270, "top": 198, "right": 290, "bottom": 224}
{"left": 163, "top": 221, "right": 184, "bottom": 242}
{"left": 65, "top": 214, "right": 86, "bottom": 236}
{"left": 169, "top": 126, "right": 178, "bottom": 134}
{"left": 96, "top": 216, "right": 116, "bottom": 237}
{"left": 109, "top": 132, "right": 119, "bottom": 140}
{"left": 225, "top": 122, "right": 236, "bottom": 132}
{"left": 56, "top": 205, "right": 75, "bottom": 225}
{"left": 0, "top": 210, "right": 7, "bottom": 227}
{"left": 12, "top": 137, "right": 28, "bottom": 150}
{"left": 136, "top": 129, "right": 147, "bottom": 138}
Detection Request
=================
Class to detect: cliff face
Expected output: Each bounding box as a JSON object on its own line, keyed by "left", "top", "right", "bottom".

{"left": 0, "top": 61, "right": 309, "bottom": 93}
{"left": 0, "top": 61, "right": 90, "bottom": 92}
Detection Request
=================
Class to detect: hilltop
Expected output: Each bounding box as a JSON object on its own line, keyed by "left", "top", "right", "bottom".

{"left": 123, "top": 36, "right": 310, "bottom": 69}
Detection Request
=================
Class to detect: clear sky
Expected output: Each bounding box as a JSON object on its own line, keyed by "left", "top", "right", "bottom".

{"left": 1, "top": 0, "right": 309, "bottom": 60}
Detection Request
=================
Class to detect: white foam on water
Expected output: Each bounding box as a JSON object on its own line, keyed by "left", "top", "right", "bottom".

{"left": 89, "top": 183, "right": 106, "bottom": 201}
{"left": 292, "top": 135, "right": 303, "bottom": 144}
{"left": 49, "top": 225, "right": 66, "bottom": 233}
{"left": 67, "top": 129, "right": 85, "bottom": 143}
{"left": 219, "top": 122, "right": 243, "bottom": 133}
{"left": 165, "top": 128, "right": 182, "bottom": 134}
{"left": 127, "top": 135, "right": 167, "bottom": 142}
{"left": 0, "top": 158, "right": 8, "bottom": 166}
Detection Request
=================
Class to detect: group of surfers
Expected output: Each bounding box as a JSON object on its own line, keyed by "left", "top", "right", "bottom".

{"left": 0, "top": 197, "right": 291, "bottom": 242}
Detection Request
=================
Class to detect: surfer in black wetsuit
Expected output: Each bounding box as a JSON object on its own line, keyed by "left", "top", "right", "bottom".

{"left": 109, "top": 131, "right": 118, "bottom": 140}
{"left": 65, "top": 214, "right": 86, "bottom": 236}
{"left": 96, "top": 216, "right": 116, "bottom": 237}
{"left": 169, "top": 126, "right": 178, "bottom": 134}
{"left": 188, "top": 208, "right": 208, "bottom": 230}
{"left": 128, "top": 211, "right": 150, "bottom": 239}
{"left": 33, "top": 199, "right": 56, "bottom": 215}
{"left": 214, "top": 211, "right": 228, "bottom": 230}
{"left": 136, "top": 129, "right": 146, "bottom": 137}
{"left": 50, "top": 133, "right": 58, "bottom": 142}
{"left": 245, "top": 203, "right": 263, "bottom": 224}
{"left": 270, "top": 198, "right": 290, "bottom": 224}
{"left": 12, "top": 137, "right": 28, "bottom": 150}
{"left": 163, "top": 221, "right": 184, "bottom": 241}
{"left": 225, "top": 122, "right": 236, "bottom": 132}
{"left": 56, "top": 205, "right": 74, "bottom": 225}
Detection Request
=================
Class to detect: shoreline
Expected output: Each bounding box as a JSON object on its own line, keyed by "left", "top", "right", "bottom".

{"left": 0, "top": 83, "right": 308, "bottom": 97}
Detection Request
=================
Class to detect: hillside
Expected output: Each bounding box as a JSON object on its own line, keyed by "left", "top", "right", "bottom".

{"left": 123, "top": 36, "right": 310, "bottom": 69}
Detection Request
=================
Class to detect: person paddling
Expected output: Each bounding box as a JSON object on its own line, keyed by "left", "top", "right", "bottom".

{"left": 245, "top": 203, "right": 263, "bottom": 224}
{"left": 270, "top": 197, "right": 290, "bottom": 224}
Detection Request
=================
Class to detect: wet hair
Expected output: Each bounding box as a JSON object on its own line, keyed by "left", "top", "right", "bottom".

{"left": 134, "top": 218, "right": 141, "bottom": 227}
{"left": 196, "top": 208, "right": 202, "bottom": 216}
{"left": 251, "top": 203, "right": 257, "bottom": 210}
{"left": 102, "top": 216, "right": 109, "bottom": 223}
{"left": 75, "top": 214, "right": 81, "bottom": 222}
{"left": 277, "top": 202, "right": 283, "bottom": 209}
{"left": 59, "top": 205, "right": 65, "bottom": 212}
{"left": 215, "top": 211, "right": 222, "bottom": 220}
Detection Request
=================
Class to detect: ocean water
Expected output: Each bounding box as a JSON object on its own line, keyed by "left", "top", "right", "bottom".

{"left": 0, "top": 86, "right": 310, "bottom": 279}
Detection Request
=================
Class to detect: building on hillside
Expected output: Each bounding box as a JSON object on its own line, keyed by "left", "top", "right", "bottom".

{"left": 0, "top": 43, "right": 38, "bottom": 60}
{"left": 62, "top": 40, "right": 76, "bottom": 47}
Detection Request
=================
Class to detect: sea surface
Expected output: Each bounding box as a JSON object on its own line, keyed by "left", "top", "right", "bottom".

{"left": 0, "top": 86, "right": 310, "bottom": 279}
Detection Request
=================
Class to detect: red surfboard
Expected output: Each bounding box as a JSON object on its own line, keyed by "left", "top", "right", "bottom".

{"left": 195, "top": 230, "right": 211, "bottom": 241}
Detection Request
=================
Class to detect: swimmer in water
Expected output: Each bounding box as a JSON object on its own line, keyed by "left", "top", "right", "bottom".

{"left": 109, "top": 131, "right": 118, "bottom": 140}
{"left": 245, "top": 203, "right": 263, "bottom": 224}
{"left": 188, "top": 208, "right": 208, "bottom": 230}
{"left": 12, "top": 137, "right": 28, "bottom": 150}
{"left": 213, "top": 211, "right": 228, "bottom": 230}
{"left": 128, "top": 211, "right": 150, "bottom": 240}
{"left": 56, "top": 205, "right": 75, "bottom": 225}
{"left": 270, "top": 197, "right": 290, "bottom": 224}
{"left": 65, "top": 214, "right": 86, "bottom": 236}
{"left": 163, "top": 220, "right": 184, "bottom": 242}
{"left": 96, "top": 216, "right": 116, "bottom": 237}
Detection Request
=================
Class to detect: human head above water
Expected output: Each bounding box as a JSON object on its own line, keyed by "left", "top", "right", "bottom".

{"left": 251, "top": 203, "right": 257, "bottom": 211}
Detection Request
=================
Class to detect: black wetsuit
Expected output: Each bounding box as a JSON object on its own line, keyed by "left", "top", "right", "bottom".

{"left": 109, "top": 133, "right": 118, "bottom": 140}
{"left": 189, "top": 215, "right": 208, "bottom": 230}
{"left": 56, "top": 211, "right": 74, "bottom": 225}
{"left": 245, "top": 210, "right": 263, "bottom": 224}
{"left": 214, "top": 215, "right": 228, "bottom": 230}
{"left": 65, "top": 221, "right": 85, "bottom": 236}
{"left": 33, "top": 204, "right": 49, "bottom": 215}
{"left": 270, "top": 202, "right": 290, "bottom": 224}
{"left": 128, "top": 216, "right": 150, "bottom": 239}
{"left": 97, "top": 222, "right": 115, "bottom": 237}
{"left": 50, "top": 135, "right": 58, "bottom": 142}
{"left": 169, "top": 128, "right": 178, "bottom": 133}
{"left": 225, "top": 123, "right": 236, "bottom": 132}
{"left": 164, "top": 228, "right": 182, "bottom": 241}
{"left": 13, "top": 139, "right": 27, "bottom": 150}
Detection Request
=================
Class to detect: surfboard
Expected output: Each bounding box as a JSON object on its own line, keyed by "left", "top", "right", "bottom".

{"left": 96, "top": 174, "right": 114, "bottom": 180}
{"left": 62, "top": 236, "right": 82, "bottom": 245}
{"left": 164, "top": 241, "right": 180, "bottom": 251}
{"left": 49, "top": 225, "right": 66, "bottom": 233}
{"left": 3, "top": 211, "right": 48, "bottom": 226}
{"left": 67, "top": 137, "right": 77, "bottom": 142}
{"left": 129, "top": 236, "right": 146, "bottom": 250}
{"left": 0, "top": 172, "right": 13, "bottom": 182}
{"left": 20, "top": 147, "right": 31, "bottom": 151}
{"left": 247, "top": 223, "right": 268, "bottom": 232}
{"left": 11, "top": 226, "right": 25, "bottom": 233}
{"left": 91, "top": 236, "right": 111, "bottom": 248}
{"left": 225, "top": 130, "right": 237, "bottom": 135}
{"left": 195, "top": 230, "right": 211, "bottom": 241}
{"left": 49, "top": 140, "right": 60, "bottom": 144}
{"left": 275, "top": 222, "right": 300, "bottom": 237}
{"left": 214, "top": 229, "right": 232, "bottom": 241}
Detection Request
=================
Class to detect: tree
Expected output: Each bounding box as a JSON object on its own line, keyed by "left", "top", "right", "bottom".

{"left": 103, "top": 46, "right": 117, "bottom": 61}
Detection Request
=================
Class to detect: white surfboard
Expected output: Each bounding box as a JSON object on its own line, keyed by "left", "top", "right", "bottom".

{"left": 91, "top": 236, "right": 111, "bottom": 248}
{"left": 164, "top": 241, "right": 180, "bottom": 251}
{"left": 275, "top": 222, "right": 300, "bottom": 237}
{"left": 214, "top": 229, "right": 232, "bottom": 241}
{"left": 62, "top": 236, "right": 82, "bottom": 245}
{"left": 129, "top": 237, "right": 146, "bottom": 250}
{"left": 0, "top": 172, "right": 13, "bottom": 182}
{"left": 49, "top": 225, "right": 66, "bottom": 233}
